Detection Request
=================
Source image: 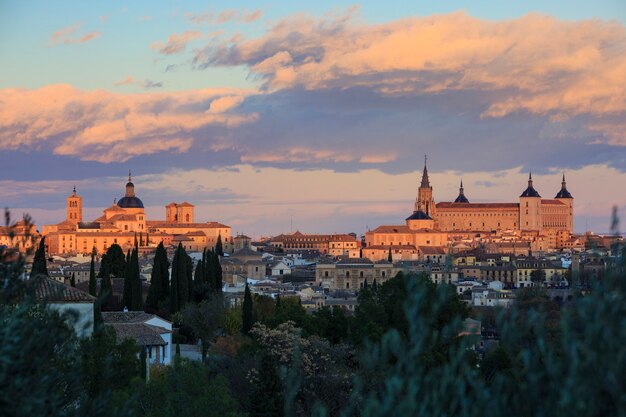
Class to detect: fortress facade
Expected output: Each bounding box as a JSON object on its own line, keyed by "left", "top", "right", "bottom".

{"left": 415, "top": 160, "right": 573, "bottom": 234}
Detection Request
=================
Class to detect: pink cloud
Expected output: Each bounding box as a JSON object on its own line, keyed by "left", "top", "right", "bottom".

{"left": 196, "top": 11, "right": 626, "bottom": 144}
{"left": 0, "top": 85, "right": 256, "bottom": 163}
{"left": 49, "top": 22, "right": 100, "bottom": 45}
{"left": 186, "top": 8, "right": 263, "bottom": 25}
{"left": 151, "top": 30, "right": 201, "bottom": 55}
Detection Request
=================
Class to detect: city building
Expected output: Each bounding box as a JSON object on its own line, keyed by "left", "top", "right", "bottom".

{"left": 269, "top": 232, "right": 359, "bottom": 256}
{"left": 42, "top": 172, "right": 232, "bottom": 255}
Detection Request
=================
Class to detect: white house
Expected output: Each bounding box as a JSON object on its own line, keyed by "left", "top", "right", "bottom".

{"left": 270, "top": 260, "right": 292, "bottom": 277}
{"left": 102, "top": 311, "right": 173, "bottom": 365}
{"left": 35, "top": 278, "right": 96, "bottom": 337}
{"left": 471, "top": 281, "right": 515, "bottom": 308}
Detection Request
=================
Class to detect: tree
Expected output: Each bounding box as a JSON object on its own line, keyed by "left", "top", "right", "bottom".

{"left": 182, "top": 296, "right": 225, "bottom": 361}
{"left": 88, "top": 252, "right": 97, "bottom": 296}
{"left": 213, "top": 251, "right": 223, "bottom": 293}
{"left": 140, "top": 347, "right": 147, "bottom": 380}
{"left": 70, "top": 272, "right": 76, "bottom": 287}
{"left": 215, "top": 234, "right": 224, "bottom": 256}
{"left": 98, "top": 244, "right": 126, "bottom": 279}
{"left": 147, "top": 242, "right": 170, "bottom": 311}
{"left": 530, "top": 269, "right": 546, "bottom": 286}
{"left": 170, "top": 243, "right": 190, "bottom": 313}
{"left": 387, "top": 247, "right": 392, "bottom": 262}
{"left": 242, "top": 283, "right": 253, "bottom": 334}
{"left": 250, "top": 355, "right": 284, "bottom": 417}
{"left": 31, "top": 236, "right": 48, "bottom": 277}
{"left": 123, "top": 249, "right": 132, "bottom": 308}
{"left": 130, "top": 243, "right": 143, "bottom": 311}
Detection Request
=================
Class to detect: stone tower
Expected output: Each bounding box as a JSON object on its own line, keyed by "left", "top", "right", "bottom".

{"left": 416, "top": 156, "right": 436, "bottom": 217}
{"left": 67, "top": 185, "right": 82, "bottom": 224}
{"left": 519, "top": 172, "right": 542, "bottom": 231}
{"left": 555, "top": 173, "right": 574, "bottom": 233}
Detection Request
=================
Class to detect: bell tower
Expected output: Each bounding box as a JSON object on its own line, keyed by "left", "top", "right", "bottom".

{"left": 67, "top": 185, "right": 82, "bottom": 224}
{"left": 416, "top": 156, "right": 436, "bottom": 217}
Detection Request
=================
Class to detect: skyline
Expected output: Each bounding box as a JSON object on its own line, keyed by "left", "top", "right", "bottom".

{"left": 1, "top": 1, "right": 625, "bottom": 235}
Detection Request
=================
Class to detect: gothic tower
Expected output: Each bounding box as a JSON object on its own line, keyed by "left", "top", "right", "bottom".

{"left": 66, "top": 186, "right": 82, "bottom": 224}
{"left": 555, "top": 173, "right": 574, "bottom": 233}
{"left": 519, "top": 172, "right": 542, "bottom": 231}
{"left": 416, "top": 156, "right": 436, "bottom": 217}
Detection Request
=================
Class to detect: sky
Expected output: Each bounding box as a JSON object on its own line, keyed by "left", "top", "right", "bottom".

{"left": 1, "top": 0, "right": 625, "bottom": 237}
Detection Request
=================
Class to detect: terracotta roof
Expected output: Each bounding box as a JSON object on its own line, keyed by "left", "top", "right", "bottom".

{"left": 369, "top": 225, "right": 411, "bottom": 233}
{"left": 541, "top": 199, "right": 565, "bottom": 205}
{"left": 436, "top": 202, "right": 519, "bottom": 209}
{"left": 106, "top": 322, "right": 169, "bottom": 346}
{"left": 104, "top": 205, "right": 125, "bottom": 212}
{"left": 178, "top": 202, "right": 194, "bottom": 207}
{"left": 420, "top": 246, "right": 446, "bottom": 255}
{"left": 34, "top": 278, "right": 96, "bottom": 303}
{"left": 101, "top": 311, "right": 160, "bottom": 323}
{"left": 166, "top": 202, "right": 177, "bottom": 207}
{"left": 147, "top": 221, "right": 229, "bottom": 228}
{"left": 366, "top": 244, "right": 417, "bottom": 251}
{"left": 108, "top": 214, "right": 140, "bottom": 222}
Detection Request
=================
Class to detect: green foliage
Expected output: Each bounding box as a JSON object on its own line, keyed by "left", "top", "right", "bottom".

{"left": 130, "top": 244, "right": 143, "bottom": 311}
{"left": 99, "top": 244, "right": 126, "bottom": 278}
{"left": 242, "top": 283, "right": 253, "bottom": 334}
{"left": 140, "top": 348, "right": 147, "bottom": 380}
{"left": 250, "top": 355, "right": 284, "bottom": 417}
{"left": 71, "top": 272, "right": 76, "bottom": 287}
{"left": 224, "top": 306, "right": 243, "bottom": 336}
{"left": 182, "top": 296, "right": 225, "bottom": 361}
{"left": 308, "top": 306, "right": 349, "bottom": 345}
{"left": 215, "top": 234, "right": 224, "bottom": 257}
{"left": 141, "top": 362, "right": 242, "bottom": 417}
{"left": 89, "top": 252, "right": 97, "bottom": 296}
{"left": 170, "top": 243, "right": 191, "bottom": 313}
{"left": 530, "top": 269, "right": 546, "bottom": 284}
{"left": 123, "top": 250, "right": 132, "bottom": 308}
{"left": 31, "top": 236, "right": 48, "bottom": 277}
{"left": 265, "top": 296, "right": 308, "bottom": 329}
{"left": 146, "top": 242, "right": 170, "bottom": 311}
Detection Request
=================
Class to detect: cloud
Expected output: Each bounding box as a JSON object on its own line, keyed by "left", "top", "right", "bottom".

{"left": 0, "top": 84, "right": 256, "bottom": 163}
{"left": 142, "top": 80, "right": 163, "bottom": 89}
{"left": 49, "top": 22, "right": 100, "bottom": 45}
{"left": 194, "top": 10, "right": 626, "bottom": 145}
{"left": 138, "top": 15, "right": 153, "bottom": 22}
{"left": 207, "top": 95, "right": 245, "bottom": 113}
{"left": 186, "top": 9, "right": 263, "bottom": 25}
{"left": 113, "top": 76, "right": 135, "bottom": 86}
{"left": 150, "top": 30, "right": 201, "bottom": 55}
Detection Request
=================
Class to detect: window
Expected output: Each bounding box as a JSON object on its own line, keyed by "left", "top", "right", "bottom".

{"left": 346, "top": 282, "right": 350, "bottom": 289}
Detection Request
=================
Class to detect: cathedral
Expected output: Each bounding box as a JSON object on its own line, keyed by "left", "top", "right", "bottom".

{"left": 415, "top": 160, "right": 574, "bottom": 233}
{"left": 42, "top": 172, "right": 231, "bottom": 255}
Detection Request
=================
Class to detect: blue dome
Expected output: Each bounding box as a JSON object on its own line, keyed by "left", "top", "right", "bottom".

{"left": 117, "top": 196, "right": 144, "bottom": 208}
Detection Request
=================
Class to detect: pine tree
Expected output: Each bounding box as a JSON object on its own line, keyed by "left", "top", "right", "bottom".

{"left": 215, "top": 234, "right": 224, "bottom": 256}
{"left": 123, "top": 249, "right": 133, "bottom": 309}
{"left": 131, "top": 243, "right": 143, "bottom": 311}
{"left": 31, "top": 236, "right": 48, "bottom": 278}
{"left": 242, "top": 283, "right": 253, "bottom": 334}
{"left": 88, "top": 253, "right": 96, "bottom": 296}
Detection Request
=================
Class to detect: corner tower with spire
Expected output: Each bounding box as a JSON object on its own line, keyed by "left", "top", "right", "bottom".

{"left": 555, "top": 173, "right": 574, "bottom": 233}
{"left": 519, "top": 172, "right": 542, "bottom": 231}
{"left": 416, "top": 155, "right": 436, "bottom": 217}
{"left": 66, "top": 185, "right": 82, "bottom": 224}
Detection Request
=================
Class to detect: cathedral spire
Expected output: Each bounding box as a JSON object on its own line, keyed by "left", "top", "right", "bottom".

{"left": 521, "top": 171, "right": 541, "bottom": 198}
{"left": 454, "top": 179, "right": 469, "bottom": 203}
{"left": 555, "top": 172, "right": 573, "bottom": 199}
{"left": 420, "top": 155, "right": 430, "bottom": 188}
{"left": 128, "top": 170, "right": 132, "bottom": 183}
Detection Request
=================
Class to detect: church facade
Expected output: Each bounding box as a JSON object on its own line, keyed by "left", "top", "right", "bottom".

{"left": 42, "top": 173, "right": 231, "bottom": 255}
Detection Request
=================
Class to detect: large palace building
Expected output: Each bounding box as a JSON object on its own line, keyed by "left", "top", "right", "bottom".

{"left": 42, "top": 173, "right": 231, "bottom": 255}
{"left": 364, "top": 160, "right": 575, "bottom": 261}
{"left": 415, "top": 160, "right": 574, "bottom": 233}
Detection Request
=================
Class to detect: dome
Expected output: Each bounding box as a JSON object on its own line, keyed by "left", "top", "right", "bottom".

{"left": 117, "top": 196, "right": 144, "bottom": 208}
{"left": 406, "top": 209, "right": 432, "bottom": 221}
{"left": 454, "top": 194, "right": 470, "bottom": 203}
{"left": 520, "top": 173, "right": 541, "bottom": 198}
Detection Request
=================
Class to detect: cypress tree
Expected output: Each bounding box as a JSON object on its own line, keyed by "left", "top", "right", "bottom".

{"left": 31, "top": 236, "right": 48, "bottom": 278}
{"left": 186, "top": 254, "right": 194, "bottom": 303}
{"left": 387, "top": 247, "right": 393, "bottom": 262}
{"left": 88, "top": 253, "right": 96, "bottom": 296}
{"left": 251, "top": 355, "right": 284, "bottom": 417}
{"left": 139, "top": 348, "right": 147, "bottom": 380}
{"left": 169, "top": 247, "right": 179, "bottom": 314}
{"left": 242, "top": 283, "right": 253, "bottom": 334}
{"left": 215, "top": 234, "right": 224, "bottom": 256}
{"left": 205, "top": 249, "right": 215, "bottom": 293}
{"left": 146, "top": 243, "right": 168, "bottom": 311}
{"left": 213, "top": 251, "right": 223, "bottom": 293}
{"left": 139, "top": 232, "right": 143, "bottom": 247}
{"left": 131, "top": 243, "right": 143, "bottom": 311}
{"left": 123, "top": 250, "right": 132, "bottom": 309}
{"left": 193, "top": 259, "right": 205, "bottom": 301}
